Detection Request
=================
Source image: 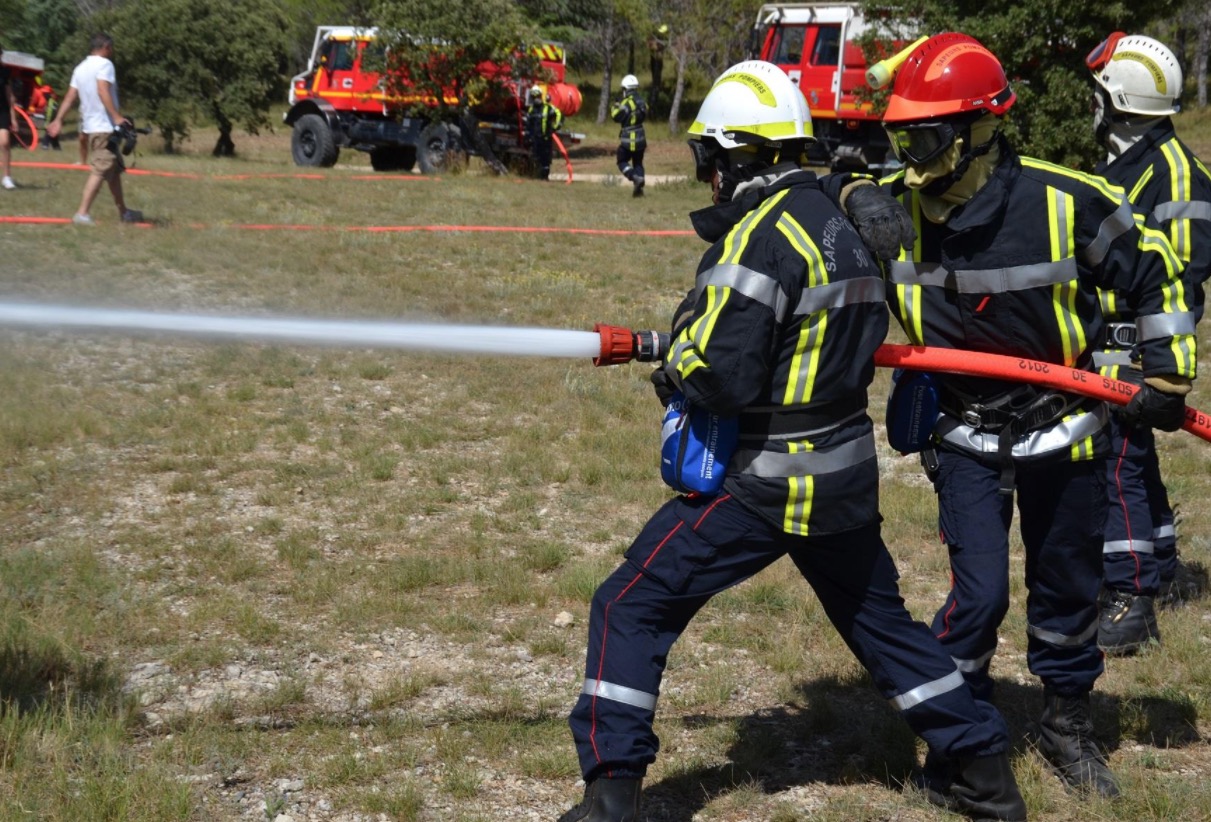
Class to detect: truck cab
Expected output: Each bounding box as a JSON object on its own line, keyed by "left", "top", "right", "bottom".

{"left": 753, "top": 3, "right": 899, "bottom": 172}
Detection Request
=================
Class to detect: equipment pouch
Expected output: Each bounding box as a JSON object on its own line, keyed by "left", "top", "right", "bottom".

{"left": 660, "top": 391, "right": 738, "bottom": 495}
{"left": 886, "top": 368, "right": 939, "bottom": 454}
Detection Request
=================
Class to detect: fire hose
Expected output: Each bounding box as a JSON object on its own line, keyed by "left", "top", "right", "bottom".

{"left": 552, "top": 133, "right": 572, "bottom": 184}
{"left": 590, "top": 324, "right": 1211, "bottom": 443}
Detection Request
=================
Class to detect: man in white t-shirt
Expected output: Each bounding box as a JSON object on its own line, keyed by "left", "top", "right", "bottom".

{"left": 47, "top": 33, "right": 142, "bottom": 225}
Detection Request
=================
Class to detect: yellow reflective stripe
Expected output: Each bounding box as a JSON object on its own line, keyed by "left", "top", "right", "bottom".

{"left": 673, "top": 285, "right": 726, "bottom": 382}
{"left": 776, "top": 213, "right": 828, "bottom": 406}
{"left": 1021, "top": 157, "right": 1124, "bottom": 202}
{"left": 1129, "top": 165, "right": 1154, "bottom": 202}
{"left": 895, "top": 282, "right": 924, "bottom": 344}
{"left": 1139, "top": 225, "right": 1184, "bottom": 292}
{"left": 783, "top": 440, "right": 814, "bottom": 535}
{"left": 1161, "top": 141, "right": 1193, "bottom": 260}
{"left": 719, "top": 189, "right": 789, "bottom": 265}
{"left": 908, "top": 191, "right": 923, "bottom": 259}
{"left": 1048, "top": 188, "right": 1083, "bottom": 365}
{"left": 1098, "top": 289, "right": 1117, "bottom": 317}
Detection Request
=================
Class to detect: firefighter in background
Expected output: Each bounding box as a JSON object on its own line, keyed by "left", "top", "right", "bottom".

{"left": 559, "top": 60, "right": 1027, "bottom": 822}
{"left": 647, "top": 23, "right": 668, "bottom": 99}
{"left": 525, "top": 85, "right": 562, "bottom": 181}
{"left": 611, "top": 74, "right": 646, "bottom": 197}
{"left": 1085, "top": 34, "right": 1211, "bottom": 654}
{"left": 869, "top": 33, "right": 1195, "bottom": 800}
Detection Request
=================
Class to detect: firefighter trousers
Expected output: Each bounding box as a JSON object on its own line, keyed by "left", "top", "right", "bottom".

{"left": 568, "top": 492, "right": 1009, "bottom": 782}
{"left": 1103, "top": 414, "right": 1178, "bottom": 595}
{"left": 928, "top": 450, "right": 1106, "bottom": 702}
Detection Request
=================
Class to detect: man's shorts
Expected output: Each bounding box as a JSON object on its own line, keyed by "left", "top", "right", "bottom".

{"left": 87, "top": 132, "right": 125, "bottom": 180}
{"left": 0, "top": 106, "right": 10, "bottom": 130}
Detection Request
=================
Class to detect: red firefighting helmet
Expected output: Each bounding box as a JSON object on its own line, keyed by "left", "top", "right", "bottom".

{"left": 883, "top": 33, "right": 1016, "bottom": 124}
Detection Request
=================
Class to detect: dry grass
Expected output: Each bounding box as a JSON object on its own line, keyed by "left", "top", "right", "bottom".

{"left": 0, "top": 115, "right": 1209, "bottom": 821}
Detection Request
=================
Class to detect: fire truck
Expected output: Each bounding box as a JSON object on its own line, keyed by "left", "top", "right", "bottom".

{"left": 751, "top": 3, "right": 900, "bottom": 172}
{"left": 284, "top": 26, "right": 583, "bottom": 173}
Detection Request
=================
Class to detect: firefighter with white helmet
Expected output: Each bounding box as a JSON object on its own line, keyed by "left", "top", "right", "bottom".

{"left": 524, "top": 84, "right": 562, "bottom": 180}
{"left": 1086, "top": 33, "right": 1211, "bottom": 655}
{"left": 558, "top": 60, "right": 1024, "bottom": 822}
{"left": 611, "top": 74, "right": 647, "bottom": 196}
{"left": 861, "top": 32, "right": 1197, "bottom": 802}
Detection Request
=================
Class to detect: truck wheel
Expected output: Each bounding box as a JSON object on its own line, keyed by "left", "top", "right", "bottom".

{"left": 291, "top": 113, "right": 339, "bottom": 167}
{"left": 370, "top": 147, "right": 416, "bottom": 172}
{"left": 417, "top": 123, "right": 450, "bottom": 174}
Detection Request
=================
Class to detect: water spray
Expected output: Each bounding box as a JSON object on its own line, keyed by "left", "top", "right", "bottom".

{"left": 0, "top": 303, "right": 1205, "bottom": 443}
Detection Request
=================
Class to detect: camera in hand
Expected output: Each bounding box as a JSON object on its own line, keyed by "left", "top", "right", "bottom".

{"left": 107, "top": 118, "right": 152, "bottom": 156}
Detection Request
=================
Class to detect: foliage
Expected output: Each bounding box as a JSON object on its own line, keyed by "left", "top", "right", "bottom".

{"left": 860, "top": 0, "right": 1181, "bottom": 168}
{"left": 94, "top": 0, "right": 291, "bottom": 154}
{"left": 369, "top": 0, "right": 541, "bottom": 121}
{"left": 5, "top": 0, "right": 83, "bottom": 90}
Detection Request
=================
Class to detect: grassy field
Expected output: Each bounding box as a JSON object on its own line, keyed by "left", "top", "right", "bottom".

{"left": 0, "top": 109, "right": 1209, "bottom": 822}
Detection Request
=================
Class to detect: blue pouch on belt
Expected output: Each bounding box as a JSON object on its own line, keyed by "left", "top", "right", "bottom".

{"left": 660, "top": 391, "right": 738, "bottom": 495}
{"left": 885, "top": 368, "right": 939, "bottom": 454}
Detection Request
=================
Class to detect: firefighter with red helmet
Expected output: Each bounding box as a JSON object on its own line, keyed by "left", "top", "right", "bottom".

{"left": 1085, "top": 33, "right": 1211, "bottom": 655}
{"left": 867, "top": 33, "right": 1196, "bottom": 799}
{"left": 558, "top": 60, "right": 1026, "bottom": 822}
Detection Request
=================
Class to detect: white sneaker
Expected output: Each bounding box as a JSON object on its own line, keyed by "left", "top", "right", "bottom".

{"left": 121, "top": 209, "right": 143, "bottom": 223}
{"left": 2, "top": 177, "right": 15, "bottom": 190}
{"left": 72, "top": 213, "right": 95, "bottom": 226}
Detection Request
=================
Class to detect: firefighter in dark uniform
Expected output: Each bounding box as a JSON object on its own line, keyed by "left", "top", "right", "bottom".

{"left": 525, "top": 86, "right": 563, "bottom": 181}
{"left": 872, "top": 33, "right": 1196, "bottom": 799}
{"left": 558, "top": 60, "right": 1027, "bottom": 822}
{"left": 1085, "top": 33, "right": 1211, "bottom": 655}
{"left": 611, "top": 74, "right": 646, "bottom": 197}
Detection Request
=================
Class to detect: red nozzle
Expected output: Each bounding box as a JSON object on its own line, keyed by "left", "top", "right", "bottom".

{"left": 593, "top": 323, "right": 636, "bottom": 366}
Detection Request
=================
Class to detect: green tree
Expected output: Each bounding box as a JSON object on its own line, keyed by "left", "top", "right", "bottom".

{"left": 97, "top": 0, "right": 290, "bottom": 155}
{"left": 369, "top": 0, "right": 544, "bottom": 171}
{"left": 861, "top": 0, "right": 1180, "bottom": 168}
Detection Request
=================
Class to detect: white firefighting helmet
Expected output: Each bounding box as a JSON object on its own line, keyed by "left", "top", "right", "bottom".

{"left": 688, "top": 60, "right": 814, "bottom": 150}
{"left": 1088, "top": 33, "right": 1182, "bottom": 116}
{"left": 528, "top": 86, "right": 544, "bottom": 101}
{"left": 620, "top": 74, "right": 640, "bottom": 91}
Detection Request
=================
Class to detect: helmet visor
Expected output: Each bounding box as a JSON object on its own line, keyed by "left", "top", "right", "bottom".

{"left": 885, "top": 121, "right": 959, "bottom": 165}
{"left": 1086, "top": 32, "right": 1126, "bottom": 73}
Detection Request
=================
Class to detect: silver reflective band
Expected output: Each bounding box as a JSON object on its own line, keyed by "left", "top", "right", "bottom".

{"left": 1092, "top": 350, "right": 1133, "bottom": 368}
{"left": 1153, "top": 524, "right": 1176, "bottom": 539}
{"left": 1083, "top": 200, "right": 1135, "bottom": 269}
{"left": 935, "top": 404, "right": 1108, "bottom": 459}
{"left": 794, "top": 276, "right": 886, "bottom": 314}
{"left": 953, "top": 648, "right": 996, "bottom": 673}
{"left": 582, "top": 678, "right": 658, "bottom": 711}
{"left": 733, "top": 433, "right": 876, "bottom": 478}
{"left": 1137, "top": 311, "right": 1196, "bottom": 340}
{"left": 1153, "top": 200, "right": 1211, "bottom": 223}
{"left": 890, "top": 669, "right": 966, "bottom": 712}
{"left": 1103, "top": 539, "right": 1155, "bottom": 555}
{"left": 697, "top": 263, "right": 790, "bottom": 321}
{"left": 1027, "top": 620, "right": 1098, "bottom": 648}
{"left": 886, "top": 259, "right": 1078, "bottom": 293}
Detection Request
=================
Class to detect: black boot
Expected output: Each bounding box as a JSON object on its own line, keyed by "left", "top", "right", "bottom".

{"left": 557, "top": 777, "right": 642, "bottom": 822}
{"left": 1098, "top": 590, "right": 1159, "bottom": 655}
{"left": 913, "top": 747, "right": 957, "bottom": 794}
{"left": 924, "top": 752, "right": 1027, "bottom": 821}
{"left": 1034, "top": 689, "right": 1120, "bottom": 798}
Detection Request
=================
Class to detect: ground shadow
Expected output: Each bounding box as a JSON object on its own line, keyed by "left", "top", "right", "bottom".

{"left": 638, "top": 671, "right": 1202, "bottom": 821}
{"left": 0, "top": 633, "right": 122, "bottom": 715}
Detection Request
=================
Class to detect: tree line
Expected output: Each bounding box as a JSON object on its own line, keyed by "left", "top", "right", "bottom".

{"left": 0, "top": 0, "right": 1207, "bottom": 166}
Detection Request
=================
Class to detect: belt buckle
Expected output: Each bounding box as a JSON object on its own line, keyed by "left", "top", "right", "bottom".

{"left": 962, "top": 408, "right": 984, "bottom": 429}
{"left": 1108, "top": 323, "right": 1137, "bottom": 348}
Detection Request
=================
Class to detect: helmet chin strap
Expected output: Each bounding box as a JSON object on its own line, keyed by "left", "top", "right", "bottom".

{"left": 918, "top": 129, "right": 1001, "bottom": 197}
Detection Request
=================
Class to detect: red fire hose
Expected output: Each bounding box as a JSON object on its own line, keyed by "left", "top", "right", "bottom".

{"left": 590, "top": 325, "right": 1211, "bottom": 443}
{"left": 552, "top": 133, "right": 572, "bottom": 184}
{"left": 876, "top": 344, "right": 1211, "bottom": 442}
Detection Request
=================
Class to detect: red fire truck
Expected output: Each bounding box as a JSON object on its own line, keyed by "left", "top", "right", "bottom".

{"left": 751, "top": 3, "right": 900, "bottom": 172}
{"left": 284, "top": 26, "right": 582, "bottom": 174}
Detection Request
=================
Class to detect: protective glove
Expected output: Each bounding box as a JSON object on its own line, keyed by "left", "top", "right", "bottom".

{"left": 841, "top": 181, "right": 917, "bottom": 262}
{"left": 650, "top": 365, "right": 678, "bottom": 407}
{"left": 1118, "top": 380, "right": 1188, "bottom": 432}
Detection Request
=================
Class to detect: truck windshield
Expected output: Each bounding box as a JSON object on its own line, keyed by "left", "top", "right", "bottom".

{"left": 811, "top": 26, "right": 841, "bottom": 66}
{"left": 767, "top": 25, "right": 805, "bottom": 64}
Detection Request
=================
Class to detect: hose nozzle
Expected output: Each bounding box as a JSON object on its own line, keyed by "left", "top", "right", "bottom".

{"left": 866, "top": 35, "right": 929, "bottom": 90}
{"left": 593, "top": 324, "right": 669, "bottom": 366}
